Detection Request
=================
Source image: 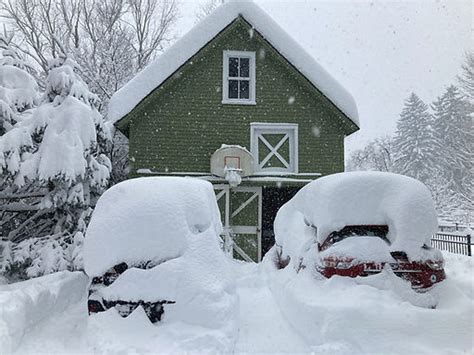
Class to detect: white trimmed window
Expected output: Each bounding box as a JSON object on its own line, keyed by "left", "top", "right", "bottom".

{"left": 222, "top": 50, "right": 256, "bottom": 104}
{"left": 250, "top": 123, "right": 298, "bottom": 174}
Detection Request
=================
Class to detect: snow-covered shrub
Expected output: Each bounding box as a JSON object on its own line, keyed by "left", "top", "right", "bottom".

{"left": 84, "top": 177, "right": 238, "bottom": 353}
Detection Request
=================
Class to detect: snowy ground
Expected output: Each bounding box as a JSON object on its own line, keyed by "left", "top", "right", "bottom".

{"left": 1, "top": 251, "right": 472, "bottom": 354}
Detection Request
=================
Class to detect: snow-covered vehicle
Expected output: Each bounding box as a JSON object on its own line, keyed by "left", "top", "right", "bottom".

{"left": 271, "top": 172, "right": 446, "bottom": 290}
{"left": 83, "top": 177, "right": 237, "bottom": 325}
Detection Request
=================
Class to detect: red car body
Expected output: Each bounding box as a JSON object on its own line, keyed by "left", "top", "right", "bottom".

{"left": 316, "top": 225, "right": 446, "bottom": 290}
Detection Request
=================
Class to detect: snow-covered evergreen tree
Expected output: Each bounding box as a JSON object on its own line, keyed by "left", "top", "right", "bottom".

{"left": 0, "top": 31, "right": 38, "bottom": 135}
{"left": 0, "top": 55, "right": 111, "bottom": 280}
{"left": 392, "top": 93, "right": 439, "bottom": 182}
{"left": 458, "top": 52, "right": 474, "bottom": 102}
{"left": 16, "top": 56, "right": 111, "bottom": 235}
{"left": 432, "top": 85, "right": 473, "bottom": 217}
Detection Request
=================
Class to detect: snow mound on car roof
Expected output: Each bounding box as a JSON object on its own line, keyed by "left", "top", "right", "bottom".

{"left": 275, "top": 172, "right": 438, "bottom": 262}
{"left": 84, "top": 177, "right": 222, "bottom": 277}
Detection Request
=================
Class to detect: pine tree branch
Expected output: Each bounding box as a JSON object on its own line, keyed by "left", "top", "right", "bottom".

{"left": 8, "top": 208, "right": 53, "bottom": 242}
{"left": 0, "top": 203, "right": 44, "bottom": 212}
{"left": 0, "top": 190, "right": 47, "bottom": 200}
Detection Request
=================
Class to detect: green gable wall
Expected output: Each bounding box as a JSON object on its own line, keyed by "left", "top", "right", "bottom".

{"left": 121, "top": 18, "right": 358, "bottom": 177}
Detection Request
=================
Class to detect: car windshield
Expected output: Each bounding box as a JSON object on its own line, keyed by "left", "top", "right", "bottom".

{"left": 320, "top": 225, "right": 390, "bottom": 251}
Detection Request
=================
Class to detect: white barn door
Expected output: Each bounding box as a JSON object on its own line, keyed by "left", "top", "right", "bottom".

{"left": 214, "top": 185, "right": 262, "bottom": 262}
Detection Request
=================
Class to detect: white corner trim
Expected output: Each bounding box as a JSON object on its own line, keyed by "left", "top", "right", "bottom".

{"left": 222, "top": 50, "right": 256, "bottom": 104}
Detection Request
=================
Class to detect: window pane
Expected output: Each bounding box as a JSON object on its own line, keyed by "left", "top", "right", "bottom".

{"left": 240, "top": 80, "right": 250, "bottom": 99}
{"left": 240, "top": 58, "right": 250, "bottom": 77}
{"left": 228, "top": 80, "right": 239, "bottom": 98}
{"left": 229, "top": 57, "right": 239, "bottom": 77}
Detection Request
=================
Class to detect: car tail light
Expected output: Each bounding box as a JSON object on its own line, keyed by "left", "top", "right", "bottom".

{"left": 426, "top": 260, "right": 444, "bottom": 270}
{"left": 88, "top": 300, "right": 104, "bottom": 314}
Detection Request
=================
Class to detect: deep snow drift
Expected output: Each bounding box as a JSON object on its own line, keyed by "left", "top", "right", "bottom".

{"left": 262, "top": 251, "right": 473, "bottom": 354}
{"left": 274, "top": 171, "right": 440, "bottom": 264}
{"left": 2, "top": 252, "right": 472, "bottom": 354}
{"left": 83, "top": 177, "right": 238, "bottom": 353}
{"left": 0, "top": 272, "right": 88, "bottom": 353}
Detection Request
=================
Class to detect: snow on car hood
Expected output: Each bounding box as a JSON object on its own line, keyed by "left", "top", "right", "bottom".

{"left": 275, "top": 172, "right": 438, "bottom": 262}
{"left": 84, "top": 177, "right": 223, "bottom": 277}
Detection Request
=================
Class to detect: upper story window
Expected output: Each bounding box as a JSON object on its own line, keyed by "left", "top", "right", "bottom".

{"left": 222, "top": 50, "right": 256, "bottom": 105}
{"left": 250, "top": 123, "right": 298, "bottom": 174}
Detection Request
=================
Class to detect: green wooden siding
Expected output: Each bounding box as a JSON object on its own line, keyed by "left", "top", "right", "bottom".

{"left": 121, "top": 17, "right": 358, "bottom": 177}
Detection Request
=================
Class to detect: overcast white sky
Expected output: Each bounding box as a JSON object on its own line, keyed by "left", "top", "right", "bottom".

{"left": 174, "top": 0, "right": 473, "bottom": 153}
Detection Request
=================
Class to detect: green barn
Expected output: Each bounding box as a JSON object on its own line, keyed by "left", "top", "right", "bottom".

{"left": 108, "top": 2, "right": 359, "bottom": 262}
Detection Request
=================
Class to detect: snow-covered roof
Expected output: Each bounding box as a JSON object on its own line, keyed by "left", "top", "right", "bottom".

{"left": 108, "top": 1, "right": 359, "bottom": 127}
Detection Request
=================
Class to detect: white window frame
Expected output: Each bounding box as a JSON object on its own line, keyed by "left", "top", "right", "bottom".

{"left": 222, "top": 50, "right": 256, "bottom": 105}
{"left": 250, "top": 123, "right": 298, "bottom": 175}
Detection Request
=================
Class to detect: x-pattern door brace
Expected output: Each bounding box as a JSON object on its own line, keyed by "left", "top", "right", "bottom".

{"left": 258, "top": 133, "right": 290, "bottom": 169}
{"left": 231, "top": 191, "right": 259, "bottom": 218}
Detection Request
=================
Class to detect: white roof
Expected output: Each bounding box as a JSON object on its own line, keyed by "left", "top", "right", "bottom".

{"left": 108, "top": 1, "right": 359, "bottom": 126}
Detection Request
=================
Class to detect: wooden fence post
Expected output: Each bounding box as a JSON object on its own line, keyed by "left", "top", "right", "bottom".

{"left": 467, "top": 233, "right": 472, "bottom": 257}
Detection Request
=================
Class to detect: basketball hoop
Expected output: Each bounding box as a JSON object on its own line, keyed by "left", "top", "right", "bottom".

{"left": 211, "top": 145, "right": 254, "bottom": 187}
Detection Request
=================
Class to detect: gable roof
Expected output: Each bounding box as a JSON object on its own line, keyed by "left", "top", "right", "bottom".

{"left": 108, "top": 1, "right": 359, "bottom": 127}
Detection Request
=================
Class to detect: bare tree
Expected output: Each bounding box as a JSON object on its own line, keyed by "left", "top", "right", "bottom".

{"left": 127, "top": 0, "right": 178, "bottom": 70}
{"left": 346, "top": 136, "right": 395, "bottom": 173}
{"left": 1, "top": 0, "right": 178, "bottom": 102}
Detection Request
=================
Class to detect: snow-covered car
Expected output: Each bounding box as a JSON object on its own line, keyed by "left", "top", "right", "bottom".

{"left": 270, "top": 172, "right": 446, "bottom": 290}
{"left": 83, "top": 177, "right": 237, "bottom": 326}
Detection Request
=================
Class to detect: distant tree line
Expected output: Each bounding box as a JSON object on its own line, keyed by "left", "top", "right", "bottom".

{"left": 347, "top": 53, "right": 474, "bottom": 224}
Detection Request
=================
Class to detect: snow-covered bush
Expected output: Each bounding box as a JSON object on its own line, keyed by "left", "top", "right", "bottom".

{"left": 84, "top": 177, "right": 238, "bottom": 352}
